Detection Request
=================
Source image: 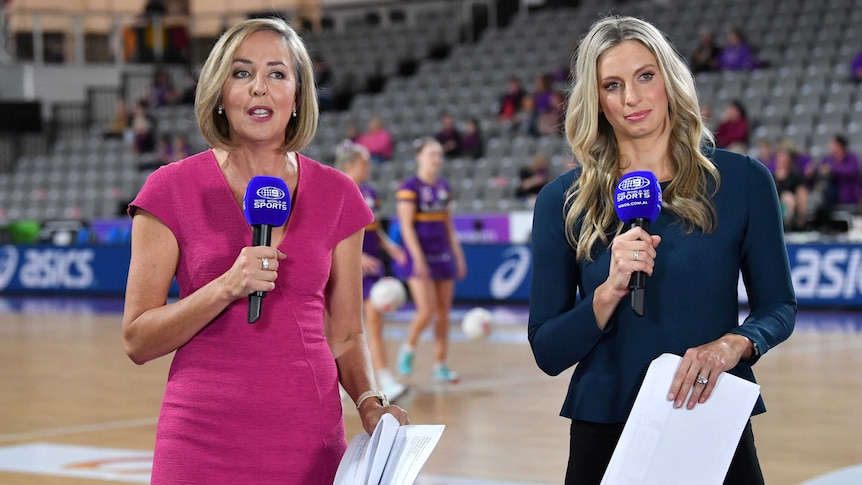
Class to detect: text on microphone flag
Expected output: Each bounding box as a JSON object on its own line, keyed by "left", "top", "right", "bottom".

{"left": 616, "top": 189, "right": 654, "bottom": 202}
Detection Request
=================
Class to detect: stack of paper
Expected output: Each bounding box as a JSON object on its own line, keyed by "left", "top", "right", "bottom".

{"left": 601, "top": 353, "right": 761, "bottom": 485}
{"left": 334, "top": 413, "right": 445, "bottom": 485}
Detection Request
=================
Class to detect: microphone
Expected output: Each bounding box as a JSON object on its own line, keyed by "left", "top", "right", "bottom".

{"left": 243, "top": 176, "right": 291, "bottom": 323}
{"left": 613, "top": 171, "right": 662, "bottom": 317}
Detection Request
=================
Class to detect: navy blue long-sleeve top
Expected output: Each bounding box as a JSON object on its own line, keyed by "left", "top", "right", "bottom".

{"left": 528, "top": 148, "right": 796, "bottom": 423}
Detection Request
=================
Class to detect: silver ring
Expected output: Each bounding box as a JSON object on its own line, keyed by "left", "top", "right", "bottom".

{"left": 261, "top": 257, "right": 270, "bottom": 271}
{"left": 633, "top": 249, "right": 640, "bottom": 262}
{"left": 696, "top": 374, "right": 709, "bottom": 385}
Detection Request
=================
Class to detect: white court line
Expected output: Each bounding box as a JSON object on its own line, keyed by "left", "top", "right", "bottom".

{"left": 0, "top": 417, "right": 157, "bottom": 443}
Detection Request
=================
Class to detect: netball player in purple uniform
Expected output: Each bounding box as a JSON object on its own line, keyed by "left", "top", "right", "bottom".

{"left": 337, "top": 140, "right": 409, "bottom": 401}
{"left": 395, "top": 138, "right": 467, "bottom": 383}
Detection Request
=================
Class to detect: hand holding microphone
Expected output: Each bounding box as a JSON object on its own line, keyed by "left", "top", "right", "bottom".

{"left": 613, "top": 171, "right": 662, "bottom": 316}
{"left": 243, "top": 176, "right": 291, "bottom": 323}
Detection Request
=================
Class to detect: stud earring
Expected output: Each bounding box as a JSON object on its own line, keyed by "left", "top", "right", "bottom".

{"left": 292, "top": 107, "right": 297, "bottom": 118}
{"left": 217, "top": 106, "right": 224, "bottom": 115}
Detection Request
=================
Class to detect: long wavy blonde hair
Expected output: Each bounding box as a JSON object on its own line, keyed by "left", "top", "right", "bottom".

{"left": 564, "top": 16, "right": 719, "bottom": 261}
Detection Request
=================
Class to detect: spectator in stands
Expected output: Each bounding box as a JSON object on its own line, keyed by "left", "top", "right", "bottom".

{"left": 148, "top": 68, "right": 178, "bottom": 108}
{"left": 781, "top": 139, "right": 813, "bottom": 176}
{"left": 103, "top": 99, "right": 129, "bottom": 139}
{"left": 718, "top": 28, "right": 757, "bottom": 71}
{"left": 356, "top": 116, "right": 393, "bottom": 163}
{"left": 123, "top": 18, "right": 407, "bottom": 485}
{"left": 538, "top": 90, "right": 566, "bottom": 136}
{"left": 512, "top": 95, "right": 540, "bottom": 138}
{"left": 850, "top": 50, "right": 862, "bottom": 84}
{"left": 804, "top": 143, "right": 840, "bottom": 230}
{"left": 154, "top": 133, "right": 174, "bottom": 166}
{"left": 435, "top": 112, "right": 461, "bottom": 157}
{"left": 690, "top": 29, "right": 721, "bottom": 74}
{"left": 460, "top": 118, "right": 484, "bottom": 159}
{"left": 171, "top": 133, "right": 192, "bottom": 161}
{"left": 141, "top": 133, "right": 182, "bottom": 171}
{"left": 820, "top": 135, "right": 860, "bottom": 207}
{"left": 532, "top": 74, "right": 555, "bottom": 113}
{"left": 130, "top": 99, "right": 156, "bottom": 154}
{"left": 773, "top": 145, "right": 808, "bottom": 231}
{"left": 175, "top": 69, "right": 198, "bottom": 105}
{"left": 714, "top": 100, "right": 749, "bottom": 150}
{"left": 756, "top": 139, "right": 776, "bottom": 173}
{"left": 529, "top": 16, "right": 793, "bottom": 485}
{"left": 516, "top": 151, "right": 550, "bottom": 208}
{"left": 498, "top": 76, "right": 526, "bottom": 120}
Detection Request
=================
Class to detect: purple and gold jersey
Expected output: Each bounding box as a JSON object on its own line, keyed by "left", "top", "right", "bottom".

{"left": 395, "top": 175, "right": 455, "bottom": 280}
{"left": 360, "top": 183, "right": 381, "bottom": 258}
{"left": 360, "top": 183, "right": 383, "bottom": 299}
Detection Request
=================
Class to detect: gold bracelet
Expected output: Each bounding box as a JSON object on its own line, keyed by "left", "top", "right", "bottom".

{"left": 355, "top": 390, "right": 389, "bottom": 409}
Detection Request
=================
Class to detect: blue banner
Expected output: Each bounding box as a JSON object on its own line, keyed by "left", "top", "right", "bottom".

{"left": 0, "top": 244, "right": 129, "bottom": 294}
{"left": 454, "top": 244, "right": 532, "bottom": 302}
{"left": 0, "top": 244, "right": 179, "bottom": 295}
{"left": 2, "top": 242, "right": 861, "bottom": 308}
{"left": 788, "top": 243, "right": 862, "bottom": 307}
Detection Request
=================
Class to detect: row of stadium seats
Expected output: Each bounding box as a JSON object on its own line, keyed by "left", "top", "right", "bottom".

{"left": 3, "top": 0, "right": 862, "bottom": 224}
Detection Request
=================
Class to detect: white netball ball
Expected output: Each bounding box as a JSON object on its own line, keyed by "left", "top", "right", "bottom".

{"left": 369, "top": 277, "right": 407, "bottom": 313}
{"left": 462, "top": 307, "right": 494, "bottom": 341}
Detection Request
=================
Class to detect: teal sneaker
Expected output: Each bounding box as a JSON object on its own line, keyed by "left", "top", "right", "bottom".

{"left": 432, "top": 363, "right": 459, "bottom": 384}
{"left": 397, "top": 346, "right": 414, "bottom": 376}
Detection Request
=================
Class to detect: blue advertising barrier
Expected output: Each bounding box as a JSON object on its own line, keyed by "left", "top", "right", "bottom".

{"left": 0, "top": 244, "right": 178, "bottom": 296}
{"left": 459, "top": 243, "right": 862, "bottom": 307}
{"left": 1, "top": 242, "right": 861, "bottom": 308}
{"left": 454, "top": 244, "right": 532, "bottom": 302}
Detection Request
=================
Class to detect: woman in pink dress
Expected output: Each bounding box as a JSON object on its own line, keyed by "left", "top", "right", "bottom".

{"left": 122, "top": 18, "right": 407, "bottom": 484}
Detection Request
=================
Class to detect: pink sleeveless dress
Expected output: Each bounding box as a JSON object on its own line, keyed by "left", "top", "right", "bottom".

{"left": 130, "top": 150, "right": 373, "bottom": 484}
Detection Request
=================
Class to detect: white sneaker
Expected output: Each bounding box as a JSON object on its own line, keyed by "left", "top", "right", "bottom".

{"left": 379, "top": 372, "right": 408, "bottom": 404}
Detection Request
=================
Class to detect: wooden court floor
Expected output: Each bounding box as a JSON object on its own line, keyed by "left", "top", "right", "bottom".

{"left": 0, "top": 300, "right": 860, "bottom": 484}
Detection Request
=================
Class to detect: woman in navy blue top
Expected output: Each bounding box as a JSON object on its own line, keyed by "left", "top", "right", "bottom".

{"left": 528, "top": 16, "right": 795, "bottom": 485}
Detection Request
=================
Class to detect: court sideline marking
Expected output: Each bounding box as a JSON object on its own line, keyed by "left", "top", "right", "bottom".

{"left": 0, "top": 418, "right": 158, "bottom": 444}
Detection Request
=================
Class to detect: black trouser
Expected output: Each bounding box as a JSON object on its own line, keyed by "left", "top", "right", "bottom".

{"left": 565, "top": 419, "right": 764, "bottom": 485}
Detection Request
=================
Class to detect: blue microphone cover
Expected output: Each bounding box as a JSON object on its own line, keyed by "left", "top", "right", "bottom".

{"left": 613, "top": 171, "right": 662, "bottom": 223}
{"left": 243, "top": 176, "right": 291, "bottom": 227}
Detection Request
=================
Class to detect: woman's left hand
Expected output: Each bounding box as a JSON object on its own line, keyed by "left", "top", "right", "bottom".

{"left": 667, "top": 334, "right": 751, "bottom": 410}
{"left": 359, "top": 401, "right": 410, "bottom": 435}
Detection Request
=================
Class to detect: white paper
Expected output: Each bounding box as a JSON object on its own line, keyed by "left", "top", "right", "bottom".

{"left": 601, "top": 353, "right": 761, "bottom": 485}
{"left": 335, "top": 414, "right": 445, "bottom": 485}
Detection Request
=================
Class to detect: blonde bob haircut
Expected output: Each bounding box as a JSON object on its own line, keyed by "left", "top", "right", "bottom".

{"left": 334, "top": 140, "right": 370, "bottom": 171}
{"left": 564, "top": 16, "right": 719, "bottom": 262}
{"left": 195, "top": 17, "right": 318, "bottom": 153}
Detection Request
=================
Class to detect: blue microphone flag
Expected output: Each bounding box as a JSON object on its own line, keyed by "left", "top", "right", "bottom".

{"left": 613, "top": 171, "right": 662, "bottom": 223}
{"left": 243, "top": 176, "right": 291, "bottom": 227}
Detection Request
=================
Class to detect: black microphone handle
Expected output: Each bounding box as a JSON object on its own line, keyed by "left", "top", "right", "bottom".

{"left": 627, "top": 217, "right": 651, "bottom": 317}
{"left": 248, "top": 224, "right": 273, "bottom": 324}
